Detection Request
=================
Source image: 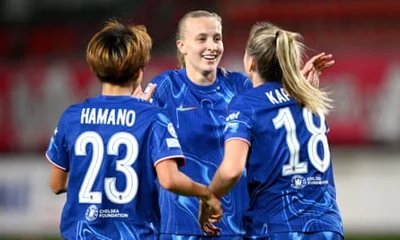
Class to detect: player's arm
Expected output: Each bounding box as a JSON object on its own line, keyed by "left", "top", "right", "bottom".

{"left": 199, "top": 139, "right": 249, "bottom": 235}
{"left": 156, "top": 158, "right": 213, "bottom": 199}
{"left": 156, "top": 158, "right": 222, "bottom": 218}
{"left": 209, "top": 139, "right": 249, "bottom": 198}
{"left": 46, "top": 111, "right": 70, "bottom": 195}
{"left": 50, "top": 165, "right": 68, "bottom": 195}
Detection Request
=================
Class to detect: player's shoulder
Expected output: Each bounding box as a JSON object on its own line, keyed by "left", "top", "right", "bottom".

{"left": 229, "top": 91, "right": 249, "bottom": 107}
{"left": 137, "top": 100, "right": 164, "bottom": 114}
{"left": 229, "top": 83, "right": 272, "bottom": 107}
{"left": 127, "top": 98, "right": 167, "bottom": 118}
{"left": 52, "top": 101, "right": 85, "bottom": 128}
{"left": 60, "top": 96, "right": 104, "bottom": 116}
{"left": 63, "top": 96, "right": 157, "bottom": 114}
{"left": 239, "top": 82, "right": 297, "bottom": 110}
{"left": 218, "top": 68, "right": 248, "bottom": 82}
{"left": 150, "top": 69, "right": 181, "bottom": 85}
{"left": 217, "top": 68, "right": 252, "bottom": 90}
{"left": 135, "top": 103, "right": 172, "bottom": 127}
{"left": 61, "top": 101, "right": 84, "bottom": 118}
{"left": 116, "top": 97, "right": 166, "bottom": 119}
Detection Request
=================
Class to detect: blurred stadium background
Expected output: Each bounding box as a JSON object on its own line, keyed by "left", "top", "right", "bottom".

{"left": 0, "top": 0, "right": 399, "bottom": 239}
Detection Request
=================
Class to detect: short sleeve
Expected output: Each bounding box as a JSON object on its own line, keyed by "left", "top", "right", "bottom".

{"left": 45, "top": 110, "right": 70, "bottom": 171}
{"left": 224, "top": 95, "right": 253, "bottom": 145}
{"left": 149, "top": 111, "right": 185, "bottom": 167}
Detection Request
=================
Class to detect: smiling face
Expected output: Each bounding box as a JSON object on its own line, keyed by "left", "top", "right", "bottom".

{"left": 177, "top": 16, "right": 223, "bottom": 76}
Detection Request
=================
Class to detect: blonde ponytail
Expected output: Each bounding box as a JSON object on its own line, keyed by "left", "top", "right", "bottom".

{"left": 246, "top": 22, "right": 332, "bottom": 115}
{"left": 275, "top": 30, "right": 332, "bottom": 115}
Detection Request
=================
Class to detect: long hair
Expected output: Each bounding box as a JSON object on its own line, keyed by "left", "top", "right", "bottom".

{"left": 175, "top": 10, "right": 222, "bottom": 68}
{"left": 246, "top": 22, "right": 332, "bottom": 114}
{"left": 86, "top": 19, "right": 152, "bottom": 85}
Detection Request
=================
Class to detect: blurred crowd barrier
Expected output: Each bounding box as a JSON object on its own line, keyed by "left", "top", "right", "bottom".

{"left": 0, "top": 1, "right": 398, "bottom": 152}
{"left": 0, "top": 149, "right": 399, "bottom": 236}
{"left": 0, "top": 51, "right": 399, "bottom": 152}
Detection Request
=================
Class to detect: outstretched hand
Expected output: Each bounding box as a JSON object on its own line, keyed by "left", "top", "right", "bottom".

{"left": 301, "top": 52, "right": 335, "bottom": 88}
{"left": 132, "top": 83, "right": 157, "bottom": 102}
{"left": 198, "top": 194, "right": 223, "bottom": 236}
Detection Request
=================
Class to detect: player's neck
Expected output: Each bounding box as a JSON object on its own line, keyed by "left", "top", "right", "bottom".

{"left": 252, "top": 75, "right": 265, "bottom": 88}
{"left": 185, "top": 67, "right": 216, "bottom": 86}
{"left": 101, "top": 82, "right": 135, "bottom": 96}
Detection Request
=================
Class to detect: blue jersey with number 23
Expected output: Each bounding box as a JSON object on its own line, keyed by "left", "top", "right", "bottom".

{"left": 46, "top": 95, "right": 184, "bottom": 240}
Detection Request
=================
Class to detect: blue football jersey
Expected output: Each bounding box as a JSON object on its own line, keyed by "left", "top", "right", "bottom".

{"left": 224, "top": 82, "right": 343, "bottom": 238}
{"left": 151, "top": 68, "right": 252, "bottom": 236}
{"left": 45, "top": 95, "right": 184, "bottom": 240}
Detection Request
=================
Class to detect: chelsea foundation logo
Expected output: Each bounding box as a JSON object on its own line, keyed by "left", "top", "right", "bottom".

{"left": 291, "top": 175, "right": 306, "bottom": 189}
{"left": 85, "top": 205, "right": 99, "bottom": 221}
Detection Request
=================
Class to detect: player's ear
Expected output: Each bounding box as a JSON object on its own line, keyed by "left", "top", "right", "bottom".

{"left": 176, "top": 40, "right": 186, "bottom": 55}
{"left": 250, "top": 57, "right": 256, "bottom": 72}
{"left": 136, "top": 68, "right": 144, "bottom": 84}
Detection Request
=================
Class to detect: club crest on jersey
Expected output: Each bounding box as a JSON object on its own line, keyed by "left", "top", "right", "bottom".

{"left": 167, "top": 123, "right": 178, "bottom": 138}
{"left": 85, "top": 205, "right": 99, "bottom": 221}
{"left": 291, "top": 175, "right": 306, "bottom": 189}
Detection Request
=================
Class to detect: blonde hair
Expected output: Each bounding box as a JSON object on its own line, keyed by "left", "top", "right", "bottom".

{"left": 246, "top": 22, "right": 332, "bottom": 114}
{"left": 176, "top": 10, "right": 222, "bottom": 68}
{"left": 86, "top": 19, "right": 152, "bottom": 85}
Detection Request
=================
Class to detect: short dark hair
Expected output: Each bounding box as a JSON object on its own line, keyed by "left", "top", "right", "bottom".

{"left": 86, "top": 19, "right": 152, "bottom": 85}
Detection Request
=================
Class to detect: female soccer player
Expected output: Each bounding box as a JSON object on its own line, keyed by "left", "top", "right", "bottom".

{"left": 45, "top": 19, "right": 222, "bottom": 240}
{"left": 200, "top": 22, "right": 344, "bottom": 240}
{"left": 147, "top": 10, "right": 335, "bottom": 240}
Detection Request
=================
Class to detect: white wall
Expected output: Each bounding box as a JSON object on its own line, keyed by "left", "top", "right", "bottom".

{"left": 0, "top": 149, "right": 399, "bottom": 235}
{"left": 333, "top": 149, "right": 400, "bottom": 234}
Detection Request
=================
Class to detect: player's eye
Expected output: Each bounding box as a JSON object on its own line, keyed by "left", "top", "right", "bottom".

{"left": 214, "top": 36, "right": 222, "bottom": 42}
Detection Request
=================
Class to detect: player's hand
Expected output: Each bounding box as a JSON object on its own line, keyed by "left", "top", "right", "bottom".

{"left": 301, "top": 52, "right": 335, "bottom": 88}
{"left": 198, "top": 194, "right": 223, "bottom": 235}
{"left": 202, "top": 191, "right": 223, "bottom": 223}
{"left": 132, "top": 83, "right": 156, "bottom": 102}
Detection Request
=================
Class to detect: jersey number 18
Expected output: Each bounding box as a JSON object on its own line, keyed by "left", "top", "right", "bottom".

{"left": 273, "top": 107, "right": 330, "bottom": 176}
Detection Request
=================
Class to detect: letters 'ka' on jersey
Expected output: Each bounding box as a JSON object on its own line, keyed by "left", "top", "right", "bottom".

{"left": 224, "top": 82, "right": 343, "bottom": 238}
{"left": 46, "top": 95, "right": 184, "bottom": 240}
{"left": 151, "top": 68, "right": 252, "bottom": 236}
